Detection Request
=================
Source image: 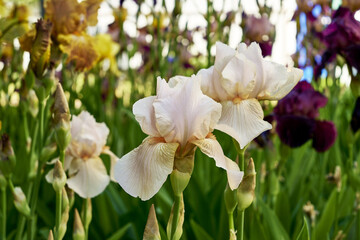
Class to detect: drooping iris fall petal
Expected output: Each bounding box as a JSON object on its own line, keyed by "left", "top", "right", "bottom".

{"left": 66, "top": 157, "right": 110, "bottom": 199}
{"left": 191, "top": 137, "right": 244, "bottom": 190}
{"left": 276, "top": 115, "right": 316, "bottom": 148}
{"left": 312, "top": 120, "right": 337, "bottom": 152}
{"left": 216, "top": 99, "right": 272, "bottom": 149}
{"left": 114, "top": 137, "right": 179, "bottom": 201}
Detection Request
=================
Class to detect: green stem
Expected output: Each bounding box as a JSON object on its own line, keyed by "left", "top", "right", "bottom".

{"left": 8, "top": 179, "right": 14, "bottom": 193}
{"left": 170, "top": 194, "right": 181, "bottom": 240}
{"left": 83, "top": 198, "right": 89, "bottom": 240}
{"left": 228, "top": 212, "right": 234, "bottom": 233}
{"left": 206, "top": 0, "right": 212, "bottom": 68}
{"left": 236, "top": 145, "right": 246, "bottom": 240}
{"left": 16, "top": 123, "right": 38, "bottom": 240}
{"left": 55, "top": 191, "right": 62, "bottom": 240}
{"left": 358, "top": 207, "right": 360, "bottom": 240}
{"left": 237, "top": 209, "right": 244, "bottom": 240}
{"left": 55, "top": 150, "right": 65, "bottom": 240}
{"left": 224, "top": 183, "right": 237, "bottom": 238}
{"left": 333, "top": 190, "right": 340, "bottom": 236}
{"left": 22, "top": 107, "right": 30, "bottom": 151}
{"left": 59, "top": 150, "right": 65, "bottom": 164}
{"left": 28, "top": 100, "right": 46, "bottom": 240}
{"left": 1, "top": 186, "right": 6, "bottom": 240}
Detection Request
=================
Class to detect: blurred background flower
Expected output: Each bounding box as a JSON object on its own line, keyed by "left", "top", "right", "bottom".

{"left": 273, "top": 81, "right": 337, "bottom": 152}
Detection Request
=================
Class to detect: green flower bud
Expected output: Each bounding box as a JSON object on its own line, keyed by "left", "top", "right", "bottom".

{"left": 40, "top": 143, "right": 57, "bottom": 162}
{"left": 48, "top": 230, "right": 54, "bottom": 240}
{"left": 0, "top": 134, "right": 16, "bottom": 177}
{"left": 30, "top": 19, "right": 52, "bottom": 78}
{"left": 237, "top": 158, "right": 256, "bottom": 211}
{"left": 52, "top": 160, "right": 66, "bottom": 193}
{"left": 73, "top": 209, "right": 85, "bottom": 240}
{"left": 58, "top": 205, "right": 69, "bottom": 240}
{"left": 53, "top": 82, "right": 71, "bottom": 152}
{"left": 35, "top": 69, "right": 56, "bottom": 102}
{"left": 224, "top": 184, "right": 237, "bottom": 214}
{"left": 171, "top": 151, "right": 195, "bottom": 196}
{"left": 62, "top": 188, "right": 69, "bottom": 212}
{"left": 143, "top": 204, "right": 161, "bottom": 240}
{"left": 170, "top": 169, "right": 191, "bottom": 197}
{"left": 54, "top": 120, "right": 71, "bottom": 152}
{"left": 66, "top": 187, "right": 75, "bottom": 210}
{"left": 12, "top": 187, "right": 31, "bottom": 217}
{"left": 166, "top": 194, "right": 184, "bottom": 240}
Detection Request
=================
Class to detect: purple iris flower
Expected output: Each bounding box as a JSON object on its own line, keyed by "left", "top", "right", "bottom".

{"left": 321, "top": 7, "right": 360, "bottom": 50}
{"left": 315, "top": 7, "right": 360, "bottom": 78}
{"left": 273, "top": 81, "right": 337, "bottom": 152}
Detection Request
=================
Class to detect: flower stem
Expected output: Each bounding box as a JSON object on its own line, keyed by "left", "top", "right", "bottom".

{"left": 83, "top": 198, "right": 90, "bottom": 240}
{"left": 357, "top": 207, "right": 360, "bottom": 240}
{"left": 16, "top": 123, "right": 38, "bottom": 240}
{"left": 170, "top": 194, "right": 181, "bottom": 240}
{"left": 228, "top": 212, "right": 234, "bottom": 232}
{"left": 28, "top": 100, "right": 46, "bottom": 240}
{"left": 237, "top": 209, "right": 244, "bottom": 240}
{"left": 55, "top": 150, "right": 65, "bottom": 240}
{"left": 206, "top": 0, "right": 212, "bottom": 68}
{"left": 1, "top": 186, "right": 6, "bottom": 240}
{"left": 55, "top": 191, "right": 62, "bottom": 240}
{"left": 236, "top": 145, "right": 246, "bottom": 240}
{"left": 224, "top": 183, "right": 237, "bottom": 238}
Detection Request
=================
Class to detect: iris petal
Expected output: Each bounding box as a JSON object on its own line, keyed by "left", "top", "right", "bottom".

{"left": 275, "top": 115, "right": 316, "bottom": 148}
{"left": 114, "top": 137, "right": 179, "bottom": 201}
{"left": 312, "top": 120, "right": 337, "bottom": 152}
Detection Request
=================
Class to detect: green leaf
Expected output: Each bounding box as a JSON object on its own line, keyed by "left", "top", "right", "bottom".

{"left": 106, "top": 223, "right": 132, "bottom": 240}
{"left": 258, "top": 199, "right": 290, "bottom": 240}
{"left": 275, "top": 190, "right": 291, "bottom": 233}
{"left": 190, "top": 220, "right": 214, "bottom": 240}
{"left": 312, "top": 189, "right": 338, "bottom": 240}
{"left": 295, "top": 217, "right": 310, "bottom": 240}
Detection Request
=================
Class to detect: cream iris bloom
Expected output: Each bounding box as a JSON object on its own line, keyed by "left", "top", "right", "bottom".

{"left": 197, "top": 42, "right": 303, "bottom": 149}
{"left": 114, "top": 76, "right": 243, "bottom": 201}
{"left": 47, "top": 111, "right": 118, "bottom": 198}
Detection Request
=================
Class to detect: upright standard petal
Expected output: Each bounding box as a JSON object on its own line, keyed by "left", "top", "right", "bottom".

{"left": 133, "top": 96, "right": 160, "bottom": 137}
{"left": 66, "top": 157, "right": 110, "bottom": 198}
{"left": 237, "top": 42, "right": 265, "bottom": 96}
{"left": 214, "top": 42, "right": 236, "bottom": 71}
{"left": 215, "top": 99, "right": 272, "bottom": 149}
{"left": 221, "top": 54, "right": 257, "bottom": 99}
{"left": 70, "top": 111, "right": 109, "bottom": 157}
{"left": 197, "top": 67, "right": 221, "bottom": 101}
{"left": 153, "top": 77, "right": 222, "bottom": 147}
{"left": 191, "top": 137, "right": 243, "bottom": 189}
{"left": 114, "top": 137, "right": 179, "bottom": 201}
{"left": 257, "top": 61, "right": 303, "bottom": 100}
